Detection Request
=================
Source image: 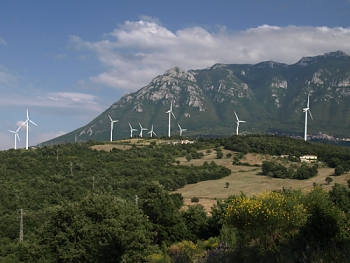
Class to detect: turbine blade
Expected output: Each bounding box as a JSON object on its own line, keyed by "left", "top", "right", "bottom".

{"left": 108, "top": 115, "right": 112, "bottom": 122}
{"left": 16, "top": 133, "right": 20, "bottom": 141}
{"left": 308, "top": 110, "right": 313, "bottom": 120}
{"left": 234, "top": 111, "right": 239, "bottom": 121}
{"left": 29, "top": 120, "right": 37, "bottom": 126}
{"left": 8, "top": 130, "right": 15, "bottom": 134}
{"left": 129, "top": 123, "right": 132, "bottom": 129}
{"left": 172, "top": 112, "right": 176, "bottom": 119}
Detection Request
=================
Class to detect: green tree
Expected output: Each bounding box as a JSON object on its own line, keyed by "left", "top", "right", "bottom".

{"left": 326, "top": 176, "right": 333, "bottom": 184}
{"left": 329, "top": 183, "right": 350, "bottom": 213}
{"left": 37, "top": 193, "right": 153, "bottom": 263}
{"left": 181, "top": 205, "right": 209, "bottom": 240}
{"left": 186, "top": 154, "right": 192, "bottom": 162}
{"left": 335, "top": 165, "right": 344, "bottom": 176}
{"left": 217, "top": 151, "right": 223, "bottom": 159}
{"left": 138, "top": 182, "right": 188, "bottom": 245}
{"left": 299, "top": 186, "right": 345, "bottom": 244}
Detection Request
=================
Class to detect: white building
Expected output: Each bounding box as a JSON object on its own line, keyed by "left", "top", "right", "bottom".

{"left": 300, "top": 155, "right": 318, "bottom": 163}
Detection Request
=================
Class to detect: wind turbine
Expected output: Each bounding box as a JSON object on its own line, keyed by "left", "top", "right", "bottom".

{"left": 148, "top": 124, "right": 156, "bottom": 137}
{"left": 128, "top": 123, "right": 138, "bottom": 138}
{"left": 8, "top": 125, "right": 21, "bottom": 149}
{"left": 303, "top": 95, "right": 313, "bottom": 141}
{"left": 166, "top": 101, "right": 176, "bottom": 137}
{"left": 178, "top": 123, "right": 187, "bottom": 136}
{"left": 108, "top": 115, "right": 118, "bottom": 142}
{"left": 234, "top": 111, "right": 245, "bottom": 135}
{"left": 139, "top": 123, "right": 148, "bottom": 137}
{"left": 22, "top": 109, "right": 37, "bottom": 150}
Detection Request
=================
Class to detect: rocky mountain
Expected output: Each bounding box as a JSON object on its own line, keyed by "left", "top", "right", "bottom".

{"left": 45, "top": 50, "right": 350, "bottom": 145}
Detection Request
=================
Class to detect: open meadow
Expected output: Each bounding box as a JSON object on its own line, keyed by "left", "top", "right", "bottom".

{"left": 92, "top": 142, "right": 350, "bottom": 212}
{"left": 175, "top": 149, "right": 350, "bottom": 212}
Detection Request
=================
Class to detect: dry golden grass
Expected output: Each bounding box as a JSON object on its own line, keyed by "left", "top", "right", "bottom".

{"left": 91, "top": 144, "right": 132, "bottom": 151}
{"left": 91, "top": 139, "right": 172, "bottom": 152}
{"left": 175, "top": 150, "right": 350, "bottom": 212}
{"left": 91, "top": 142, "right": 350, "bottom": 213}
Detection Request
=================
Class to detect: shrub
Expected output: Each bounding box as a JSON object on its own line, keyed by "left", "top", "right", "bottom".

{"left": 225, "top": 189, "right": 307, "bottom": 251}
{"left": 191, "top": 197, "right": 199, "bottom": 203}
{"left": 217, "top": 151, "right": 223, "bottom": 159}
{"left": 186, "top": 154, "right": 192, "bottom": 162}
{"left": 326, "top": 176, "right": 333, "bottom": 184}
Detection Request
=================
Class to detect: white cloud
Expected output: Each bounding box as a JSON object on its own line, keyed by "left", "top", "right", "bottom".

{"left": 55, "top": 53, "right": 67, "bottom": 60}
{"left": 0, "top": 91, "right": 103, "bottom": 113}
{"left": 35, "top": 131, "right": 66, "bottom": 145}
{"left": 0, "top": 132, "right": 15, "bottom": 150}
{"left": 0, "top": 66, "right": 18, "bottom": 87}
{"left": 0, "top": 130, "right": 67, "bottom": 150}
{"left": 0, "top": 37, "right": 7, "bottom": 46}
{"left": 71, "top": 21, "right": 350, "bottom": 93}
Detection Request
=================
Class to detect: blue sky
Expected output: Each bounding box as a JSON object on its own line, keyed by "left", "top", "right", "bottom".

{"left": 1, "top": 0, "right": 350, "bottom": 149}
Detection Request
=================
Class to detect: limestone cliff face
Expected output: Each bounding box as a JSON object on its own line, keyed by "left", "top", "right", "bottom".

{"left": 111, "top": 66, "right": 206, "bottom": 112}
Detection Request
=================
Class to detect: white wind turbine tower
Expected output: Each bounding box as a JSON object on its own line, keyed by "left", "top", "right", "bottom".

{"left": 108, "top": 115, "right": 118, "bottom": 141}
{"left": 234, "top": 111, "right": 245, "bottom": 135}
{"left": 22, "top": 109, "right": 37, "bottom": 150}
{"left": 128, "top": 123, "right": 138, "bottom": 138}
{"left": 8, "top": 125, "right": 21, "bottom": 149}
{"left": 148, "top": 124, "right": 156, "bottom": 137}
{"left": 303, "top": 95, "right": 313, "bottom": 141}
{"left": 139, "top": 123, "right": 148, "bottom": 137}
{"left": 178, "top": 123, "right": 187, "bottom": 136}
{"left": 166, "top": 101, "right": 176, "bottom": 137}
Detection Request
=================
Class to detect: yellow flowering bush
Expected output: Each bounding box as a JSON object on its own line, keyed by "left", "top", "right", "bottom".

{"left": 224, "top": 189, "right": 307, "bottom": 248}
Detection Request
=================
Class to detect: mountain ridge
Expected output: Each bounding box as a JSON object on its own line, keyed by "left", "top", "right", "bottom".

{"left": 44, "top": 50, "right": 350, "bottom": 145}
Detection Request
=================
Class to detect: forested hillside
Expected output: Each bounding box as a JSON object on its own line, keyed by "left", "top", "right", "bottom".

{"left": 1, "top": 135, "right": 350, "bottom": 262}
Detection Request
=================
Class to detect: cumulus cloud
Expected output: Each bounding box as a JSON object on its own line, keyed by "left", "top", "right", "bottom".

{"left": 71, "top": 20, "right": 350, "bottom": 93}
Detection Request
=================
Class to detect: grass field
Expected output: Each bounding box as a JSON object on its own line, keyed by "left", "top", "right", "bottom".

{"left": 93, "top": 142, "right": 350, "bottom": 212}
{"left": 175, "top": 149, "right": 350, "bottom": 212}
